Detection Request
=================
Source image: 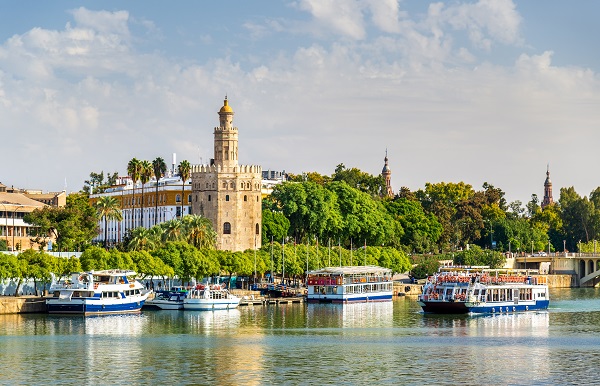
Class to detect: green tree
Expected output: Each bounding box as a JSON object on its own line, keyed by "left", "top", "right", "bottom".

{"left": 182, "top": 215, "right": 216, "bottom": 249}
{"left": 95, "top": 196, "right": 123, "bottom": 248}
{"left": 25, "top": 193, "right": 98, "bottom": 252}
{"left": 128, "top": 227, "right": 160, "bottom": 251}
{"left": 385, "top": 198, "right": 442, "bottom": 253}
{"left": 127, "top": 158, "right": 141, "bottom": 229}
{"left": 20, "top": 249, "right": 55, "bottom": 295}
{"left": 261, "top": 209, "right": 290, "bottom": 246}
{"left": 80, "top": 245, "right": 111, "bottom": 271}
{"left": 82, "top": 171, "right": 119, "bottom": 195}
{"left": 152, "top": 157, "right": 167, "bottom": 225}
{"left": 178, "top": 160, "right": 191, "bottom": 218}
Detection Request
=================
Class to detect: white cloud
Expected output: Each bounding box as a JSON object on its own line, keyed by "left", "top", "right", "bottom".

{"left": 0, "top": 4, "right": 599, "bottom": 205}
{"left": 295, "top": 0, "right": 367, "bottom": 39}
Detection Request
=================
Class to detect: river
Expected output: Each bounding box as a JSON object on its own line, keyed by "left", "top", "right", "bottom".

{"left": 0, "top": 288, "right": 599, "bottom": 385}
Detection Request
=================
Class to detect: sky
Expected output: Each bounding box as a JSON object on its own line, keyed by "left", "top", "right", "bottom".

{"left": 1, "top": 0, "right": 599, "bottom": 205}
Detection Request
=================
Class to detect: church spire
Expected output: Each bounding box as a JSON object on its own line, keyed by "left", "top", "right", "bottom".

{"left": 381, "top": 149, "right": 393, "bottom": 197}
{"left": 541, "top": 163, "right": 553, "bottom": 209}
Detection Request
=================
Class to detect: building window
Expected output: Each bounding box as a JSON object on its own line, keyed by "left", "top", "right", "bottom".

{"left": 223, "top": 222, "right": 231, "bottom": 234}
{"left": 226, "top": 195, "right": 230, "bottom": 201}
{"left": 244, "top": 195, "right": 247, "bottom": 202}
{"left": 208, "top": 195, "right": 211, "bottom": 202}
{"left": 256, "top": 223, "right": 260, "bottom": 235}
{"left": 230, "top": 182, "right": 234, "bottom": 189}
{"left": 223, "top": 182, "right": 227, "bottom": 189}
{"left": 176, "top": 194, "right": 181, "bottom": 203}
{"left": 188, "top": 194, "right": 192, "bottom": 203}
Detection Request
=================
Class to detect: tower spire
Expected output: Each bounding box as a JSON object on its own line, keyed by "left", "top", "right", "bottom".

{"left": 541, "top": 163, "right": 553, "bottom": 209}
{"left": 381, "top": 150, "right": 393, "bottom": 197}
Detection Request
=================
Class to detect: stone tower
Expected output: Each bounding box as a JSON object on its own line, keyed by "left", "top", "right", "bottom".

{"left": 191, "top": 97, "right": 262, "bottom": 251}
{"left": 381, "top": 150, "right": 393, "bottom": 197}
{"left": 541, "top": 164, "right": 553, "bottom": 209}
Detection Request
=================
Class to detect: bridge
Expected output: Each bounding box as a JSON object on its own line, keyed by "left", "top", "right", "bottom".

{"left": 515, "top": 253, "right": 600, "bottom": 287}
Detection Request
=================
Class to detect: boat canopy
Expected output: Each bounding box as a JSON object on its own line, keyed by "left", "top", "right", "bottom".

{"left": 307, "top": 265, "right": 392, "bottom": 276}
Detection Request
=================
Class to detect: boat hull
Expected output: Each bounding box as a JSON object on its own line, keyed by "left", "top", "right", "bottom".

{"left": 46, "top": 298, "right": 146, "bottom": 315}
{"left": 183, "top": 299, "right": 240, "bottom": 311}
{"left": 143, "top": 300, "right": 183, "bottom": 310}
{"left": 307, "top": 292, "right": 393, "bottom": 304}
{"left": 418, "top": 300, "right": 549, "bottom": 314}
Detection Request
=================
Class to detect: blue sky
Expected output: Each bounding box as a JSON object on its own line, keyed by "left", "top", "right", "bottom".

{"left": 1, "top": 0, "right": 599, "bottom": 205}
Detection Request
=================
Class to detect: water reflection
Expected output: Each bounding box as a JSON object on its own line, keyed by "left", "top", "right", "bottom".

{"left": 306, "top": 301, "right": 394, "bottom": 329}
{"left": 2, "top": 292, "right": 600, "bottom": 385}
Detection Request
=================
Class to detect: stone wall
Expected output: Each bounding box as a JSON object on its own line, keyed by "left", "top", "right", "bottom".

{"left": 0, "top": 296, "right": 46, "bottom": 314}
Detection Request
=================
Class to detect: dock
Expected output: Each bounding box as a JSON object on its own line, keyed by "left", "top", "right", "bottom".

{"left": 239, "top": 296, "right": 304, "bottom": 306}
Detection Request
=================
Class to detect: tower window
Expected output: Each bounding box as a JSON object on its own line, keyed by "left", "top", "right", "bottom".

{"left": 223, "top": 222, "right": 231, "bottom": 234}
{"left": 244, "top": 195, "right": 247, "bottom": 202}
{"left": 256, "top": 223, "right": 260, "bottom": 235}
{"left": 226, "top": 195, "right": 230, "bottom": 201}
{"left": 208, "top": 195, "right": 211, "bottom": 202}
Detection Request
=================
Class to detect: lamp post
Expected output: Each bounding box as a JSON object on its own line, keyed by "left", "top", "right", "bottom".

{"left": 579, "top": 240, "right": 582, "bottom": 257}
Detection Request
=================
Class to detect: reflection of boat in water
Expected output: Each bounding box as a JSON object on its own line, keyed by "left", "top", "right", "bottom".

{"left": 307, "top": 301, "right": 394, "bottom": 328}
{"left": 418, "top": 267, "right": 549, "bottom": 314}
{"left": 184, "top": 309, "right": 241, "bottom": 331}
{"left": 183, "top": 284, "right": 241, "bottom": 310}
{"left": 306, "top": 266, "right": 393, "bottom": 303}
{"left": 144, "top": 288, "right": 189, "bottom": 310}
{"left": 46, "top": 270, "right": 150, "bottom": 315}
{"left": 83, "top": 314, "right": 148, "bottom": 335}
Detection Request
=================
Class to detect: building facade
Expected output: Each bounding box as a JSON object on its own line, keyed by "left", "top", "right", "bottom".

{"left": 191, "top": 98, "right": 262, "bottom": 251}
{"left": 0, "top": 192, "right": 48, "bottom": 251}
{"left": 90, "top": 176, "right": 192, "bottom": 245}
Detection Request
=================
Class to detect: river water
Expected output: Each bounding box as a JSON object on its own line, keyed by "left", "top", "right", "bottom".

{"left": 1, "top": 288, "right": 599, "bottom": 385}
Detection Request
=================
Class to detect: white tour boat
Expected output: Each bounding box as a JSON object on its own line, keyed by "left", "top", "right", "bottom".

{"left": 417, "top": 267, "right": 549, "bottom": 314}
{"left": 306, "top": 266, "right": 393, "bottom": 304}
{"left": 183, "top": 284, "right": 241, "bottom": 311}
{"left": 46, "top": 270, "right": 150, "bottom": 315}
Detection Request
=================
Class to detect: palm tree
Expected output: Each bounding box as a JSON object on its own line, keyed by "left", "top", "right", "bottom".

{"left": 139, "top": 160, "right": 153, "bottom": 228}
{"left": 152, "top": 157, "right": 167, "bottom": 225}
{"left": 160, "top": 219, "right": 183, "bottom": 242}
{"left": 182, "top": 214, "right": 216, "bottom": 249}
{"left": 95, "top": 196, "right": 123, "bottom": 248}
{"left": 127, "top": 227, "right": 160, "bottom": 251}
{"left": 127, "top": 158, "right": 141, "bottom": 230}
{"left": 178, "top": 160, "right": 191, "bottom": 219}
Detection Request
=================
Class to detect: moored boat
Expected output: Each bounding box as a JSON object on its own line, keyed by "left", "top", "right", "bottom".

{"left": 144, "top": 288, "right": 188, "bottom": 310}
{"left": 417, "top": 267, "right": 549, "bottom": 314}
{"left": 46, "top": 270, "right": 150, "bottom": 315}
{"left": 183, "top": 284, "right": 241, "bottom": 311}
{"left": 306, "top": 266, "right": 393, "bottom": 304}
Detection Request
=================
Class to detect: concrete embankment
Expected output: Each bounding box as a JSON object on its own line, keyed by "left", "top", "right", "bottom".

{"left": 0, "top": 296, "right": 46, "bottom": 314}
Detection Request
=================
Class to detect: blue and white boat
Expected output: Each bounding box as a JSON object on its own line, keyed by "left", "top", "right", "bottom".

{"left": 46, "top": 270, "right": 150, "bottom": 315}
{"left": 306, "top": 266, "right": 393, "bottom": 304}
{"left": 417, "top": 267, "right": 549, "bottom": 314}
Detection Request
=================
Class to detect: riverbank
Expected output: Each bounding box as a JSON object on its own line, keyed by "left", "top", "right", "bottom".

{"left": 0, "top": 295, "right": 46, "bottom": 314}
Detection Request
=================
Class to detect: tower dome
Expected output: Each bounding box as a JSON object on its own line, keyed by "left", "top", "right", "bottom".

{"left": 219, "top": 97, "right": 233, "bottom": 113}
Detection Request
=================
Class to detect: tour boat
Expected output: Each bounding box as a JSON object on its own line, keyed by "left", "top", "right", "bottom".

{"left": 46, "top": 270, "right": 150, "bottom": 315}
{"left": 144, "top": 288, "right": 188, "bottom": 310}
{"left": 305, "top": 266, "right": 393, "bottom": 304}
{"left": 183, "top": 284, "right": 241, "bottom": 311}
{"left": 417, "top": 267, "right": 550, "bottom": 314}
